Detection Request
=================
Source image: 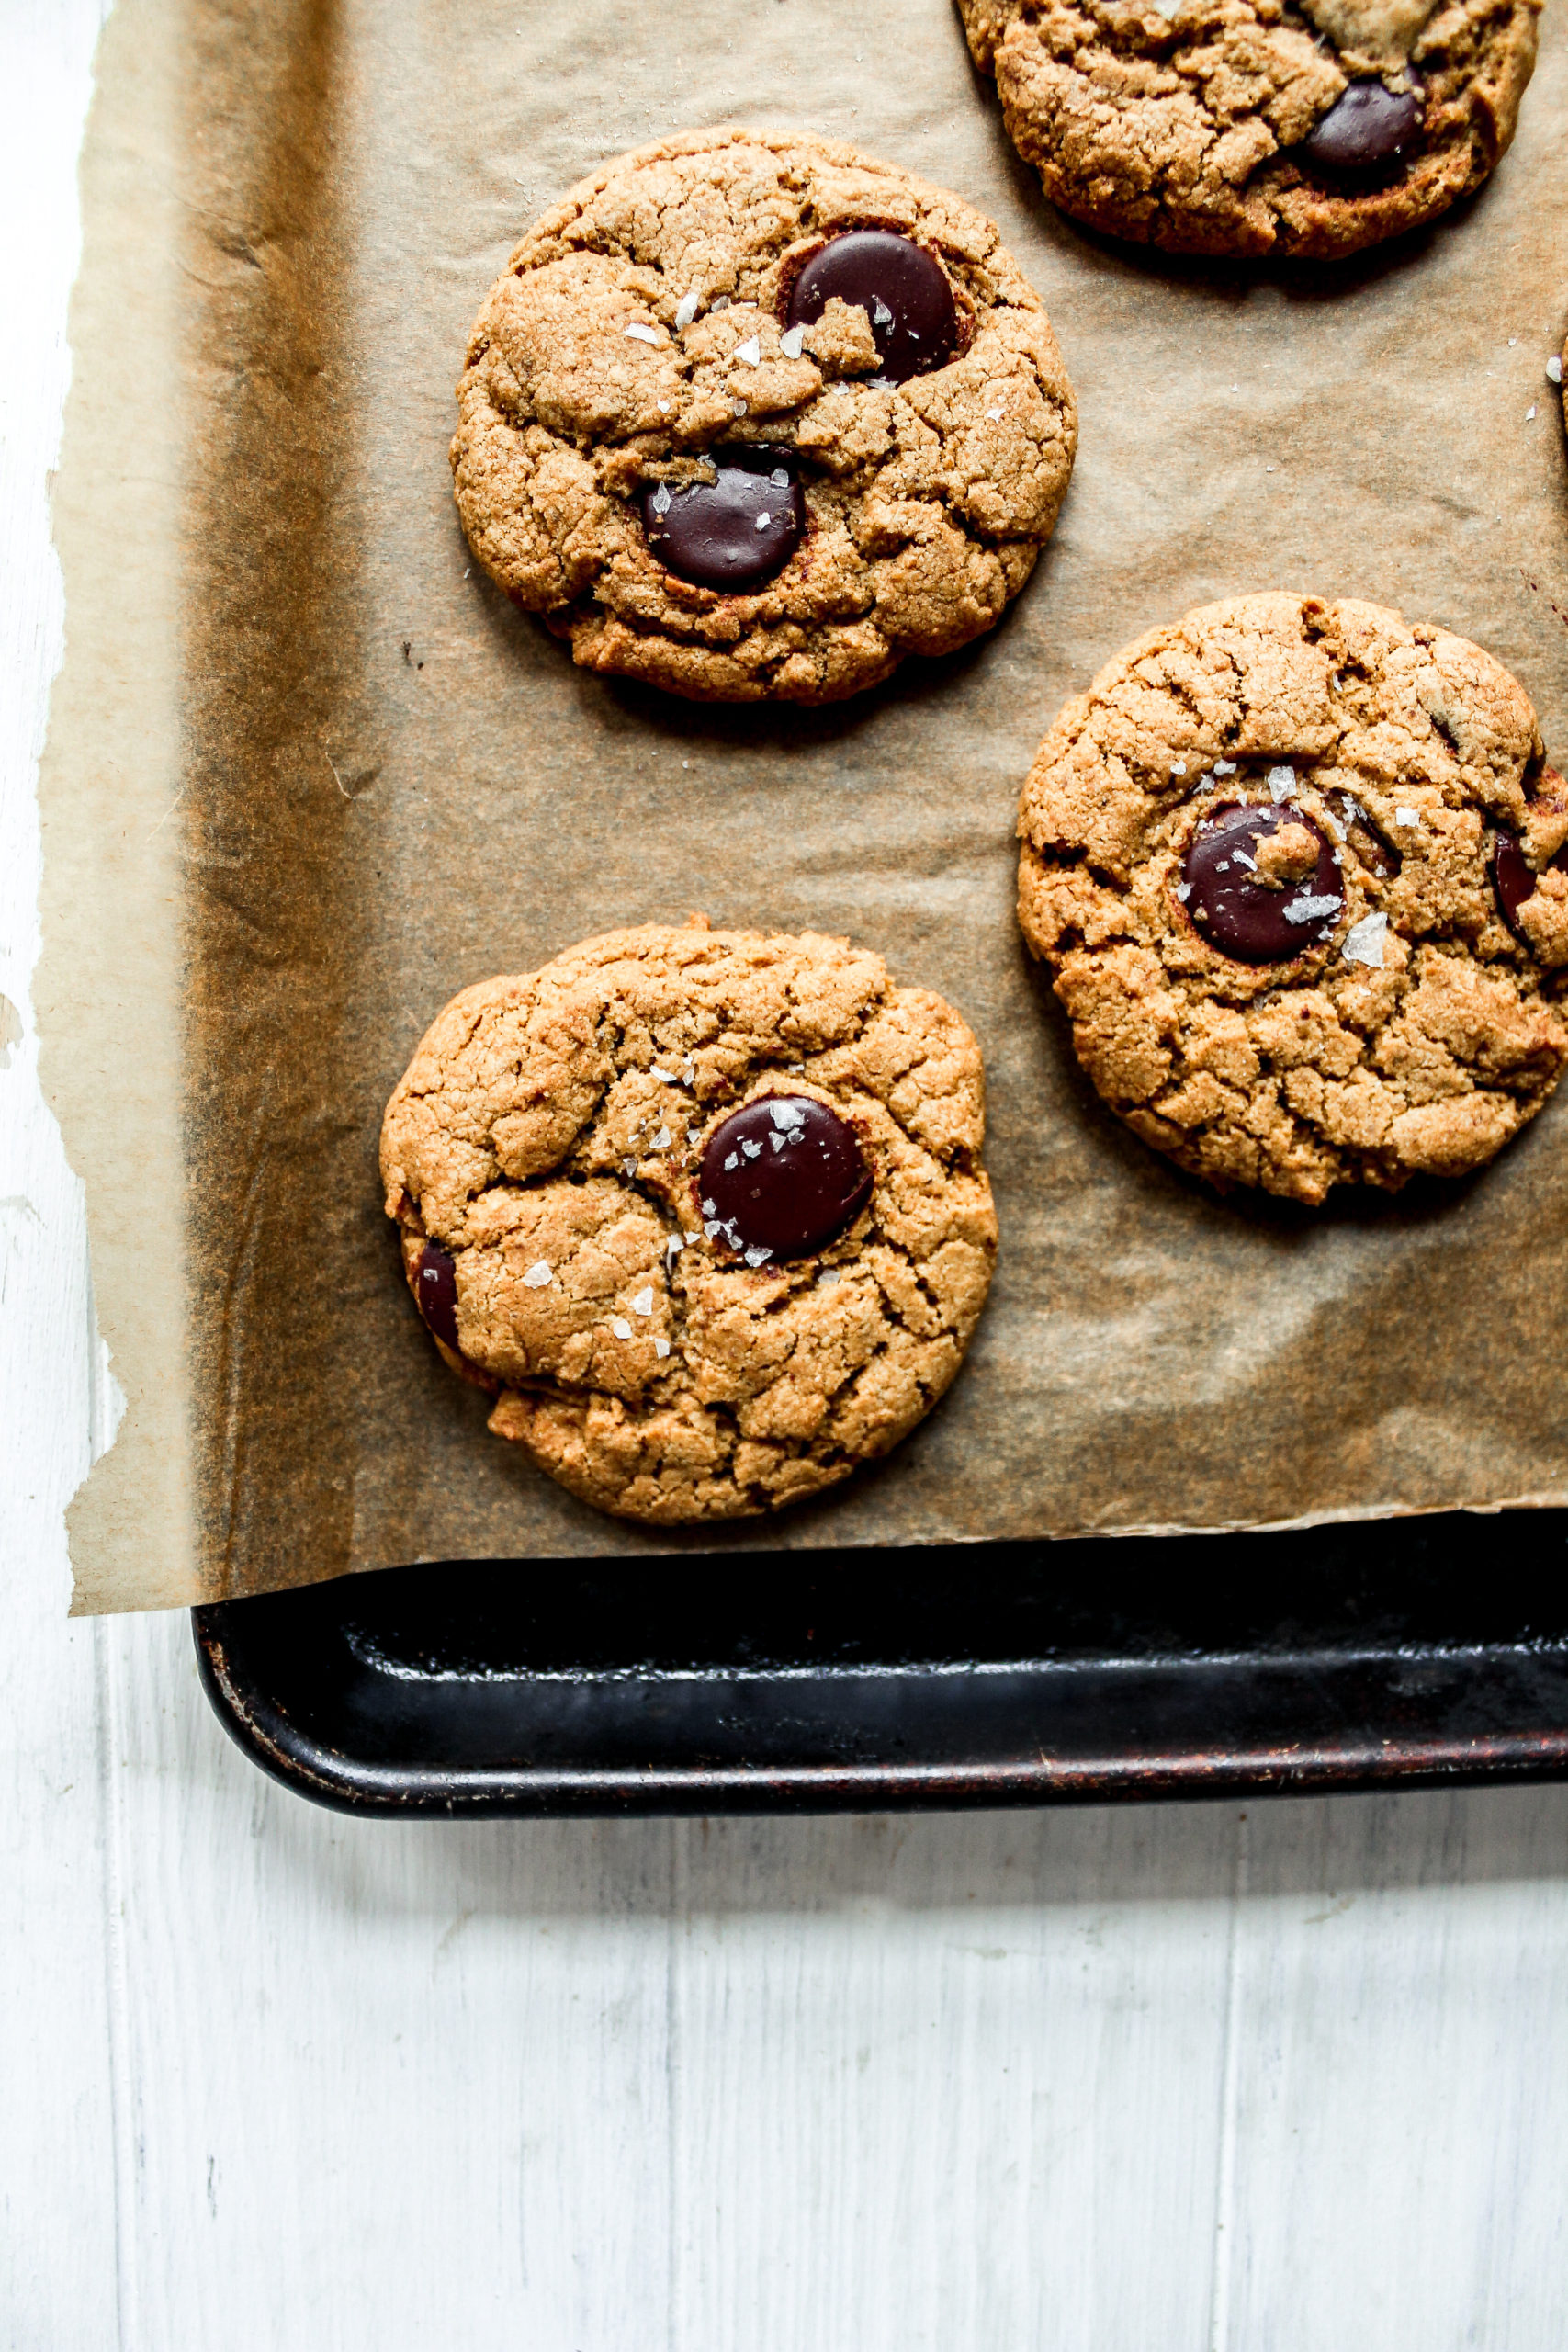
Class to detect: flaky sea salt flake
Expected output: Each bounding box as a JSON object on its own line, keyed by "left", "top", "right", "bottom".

{"left": 1233, "top": 848, "right": 1257, "bottom": 871}
{"left": 674, "top": 291, "right": 701, "bottom": 331}
{"left": 755, "top": 512, "right": 772, "bottom": 531}
{"left": 1549, "top": 356, "right": 1563, "bottom": 385}
{"left": 873, "top": 298, "right": 892, "bottom": 326}
{"left": 523, "top": 1261, "right": 552, "bottom": 1288}
{"left": 654, "top": 1336, "right": 671, "bottom": 1358}
{"left": 741, "top": 1139, "right": 761, "bottom": 1159}
{"left": 1527, "top": 405, "right": 1538, "bottom": 423}
{"left": 651, "top": 1065, "right": 677, "bottom": 1082}
{"left": 1284, "top": 891, "right": 1341, "bottom": 924}
{"left": 780, "top": 324, "right": 805, "bottom": 359}
{"left": 986, "top": 405, "right": 1003, "bottom": 421}
{"left": 651, "top": 1127, "right": 671, "bottom": 1150}
{"left": 724, "top": 1152, "right": 739, "bottom": 1170}
{"left": 610, "top": 1317, "right": 633, "bottom": 1340}
{"left": 734, "top": 334, "right": 761, "bottom": 366}
{"left": 743, "top": 1246, "right": 773, "bottom": 1268}
{"left": 731, "top": 398, "right": 748, "bottom": 416}
{"left": 1342, "top": 911, "right": 1388, "bottom": 968}
{"left": 1267, "top": 764, "right": 1296, "bottom": 800}
{"left": 1393, "top": 807, "right": 1418, "bottom": 826}
{"left": 701, "top": 1196, "right": 716, "bottom": 1215}
{"left": 1213, "top": 760, "right": 1236, "bottom": 776}
{"left": 624, "top": 322, "right": 660, "bottom": 345}
{"left": 651, "top": 482, "right": 671, "bottom": 515}
{"left": 631, "top": 1286, "right": 654, "bottom": 1317}
{"left": 1175, "top": 881, "right": 1191, "bottom": 902}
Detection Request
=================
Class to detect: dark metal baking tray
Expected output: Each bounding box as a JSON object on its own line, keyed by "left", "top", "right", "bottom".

{"left": 193, "top": 1508, "right": 1568, "bottom": 1815}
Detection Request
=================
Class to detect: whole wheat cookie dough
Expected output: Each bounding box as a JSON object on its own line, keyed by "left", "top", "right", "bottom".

{"left": 1017, "top": 593, "right": 1568, "bottom": 1203}
{"left": 450, "top": 129, "right": 1077, "bottom": 703}
{"left": 380, "top": 920, "right": 998, "bottom": 1522}
{"left": 956, "top": 0, "right": 1540, "bottom": 259}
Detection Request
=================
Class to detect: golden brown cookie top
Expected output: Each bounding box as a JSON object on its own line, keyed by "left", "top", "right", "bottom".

{"left": 451, "top": 129, "right": 1076, "bottom": 703}
{"left": 1017, "top": 593, "right": 1568, "bottom": 1203}
{"left": 957, "top": 0, "right": 1540, "bottom": 259}
{"left": 381, "top": 921, "right": 998, "bottom": 1522}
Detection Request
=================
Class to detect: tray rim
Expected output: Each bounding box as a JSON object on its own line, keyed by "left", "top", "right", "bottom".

{"left": 193, "top": 1584, "right": 1568, "bottom": 1819}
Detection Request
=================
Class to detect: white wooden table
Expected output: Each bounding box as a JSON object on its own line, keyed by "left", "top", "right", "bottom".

{"left": 4, "top": 7, "right": 1567, "bottom": 2346}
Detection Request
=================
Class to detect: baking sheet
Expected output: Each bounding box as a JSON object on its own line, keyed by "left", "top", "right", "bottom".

{"left": 38, "top": 0, "right": 1568, "bottom": 1612}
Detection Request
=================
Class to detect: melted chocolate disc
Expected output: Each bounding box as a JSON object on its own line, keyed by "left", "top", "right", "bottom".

{"left": 641, "top": 448, "right": 805, "bottom": 592}
{"left": 1304, "top": 78, "right": 1422, "bottom": 175}
{"left": 415, "top": 1239, "right": 459, "bottom": 1350}
{"left": 785, "top": 230, "right": 957, "bottom": 386}
{"left": 1493, "top": 828, "right": 1568, "bottom": 947}
{"left": 1180, "top": 801, "right": 1345, "bottom": 965}
{"left": 697, "top": 1095, "right": 873, "bottom": 1263}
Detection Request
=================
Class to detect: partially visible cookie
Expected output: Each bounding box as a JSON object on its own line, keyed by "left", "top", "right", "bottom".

{"left": 380, "top": 920, "right": 998, "bottom": 1522}
{"left": 957, "top": 0, "right": 1540, "bottom": 259}
{"left": 1017, "top": 593, "right": 1568, "bottom": 1203}
{"left": 451, "top": 129, "right": 1077, "bottom": 703}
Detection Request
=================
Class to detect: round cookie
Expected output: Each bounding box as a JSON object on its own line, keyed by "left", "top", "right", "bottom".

{"left": 956, "top": 0, "right": 1540, "bottom": 260}
{"left": 1016, "top": 593, "right": 1568, "bottom": 1204}
{"left": 450, "top": 129, "right": 1077, "bottom": 703}
{"left": 379, "top": 920, "right": 998, "bottom": 1522}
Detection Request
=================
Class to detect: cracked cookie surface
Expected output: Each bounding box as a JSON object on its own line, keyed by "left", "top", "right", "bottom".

{"left": 450, "top": 128, "right": 1077, "bottom": 702}
{"left": 956, "top": 0, "right": 1540, "bottom": 258}
{"left": 1017, "top": 593, "right": 1568, "bottom": 1203}
{"left": 380, "top": 921, "right": 998, "bottom": 1521}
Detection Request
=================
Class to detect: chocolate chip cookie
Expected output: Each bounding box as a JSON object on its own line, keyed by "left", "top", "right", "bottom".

{"left": 956, "top": 0, "right": 1540, "bottom": 259}
{"left": 380, "top": 920, "right": 998, "bottom": 1521}
{"left": 1017, "top": 593, "right": 1568, "bottom": 1203}
{"left": 450, "top": 129, "right": 1077, "bottom": 702}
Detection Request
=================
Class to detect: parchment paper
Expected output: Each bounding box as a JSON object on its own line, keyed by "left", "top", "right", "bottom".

{"left": 39, "top": 0, "right": 1568, "bottom": 1611}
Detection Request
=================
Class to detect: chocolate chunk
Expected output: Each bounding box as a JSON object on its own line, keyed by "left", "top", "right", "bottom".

{"left": 415, "top": 1239, "right": 459, "bottom": 1349}
{"left": 1304, "top": 78, "right": 1422, "bottom": 175}
{"left": 1493, "top": 827, "right": 1568, "bottom": 947}
{"left": 1180, "top": 801, "right": 1345, "bottom": 964}
{"left": 641, "top": 447, "right": 805, "bottom": 592}
{"left": 785, "top": 230, "right": 957, "bottom": 386}
{"left": 697, "top": 1095, "right": 873, "bottom": 1262}
{"left": 1325, "top": 788, "right": 1401, "bottom": 880}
